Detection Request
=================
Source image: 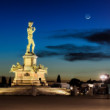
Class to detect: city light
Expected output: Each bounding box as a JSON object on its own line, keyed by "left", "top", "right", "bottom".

{"left": 100, "top": 74, "right": 108, "bottom": 81}
{"left": 70, "top": 86, "right": 73, "bottom": 90}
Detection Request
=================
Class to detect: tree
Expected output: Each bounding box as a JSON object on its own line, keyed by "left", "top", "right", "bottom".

{"left": 1, "top": 76, "right": 7, "bottom": 86}
{"left": 57, "top": 75, "right": 61, "bottom": 83}
{"left": 87, "top": 78, "right": 93, "bottom": 84}
{"left": 69, "top": 78, "right": 81, "bottom": 87}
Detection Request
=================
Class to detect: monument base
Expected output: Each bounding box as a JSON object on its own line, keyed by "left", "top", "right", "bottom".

{"left": 11, "top": 53, "right": 48, "bottom": 86}
{"left": 12, "top": 79, "right": 48, "bottom": 86}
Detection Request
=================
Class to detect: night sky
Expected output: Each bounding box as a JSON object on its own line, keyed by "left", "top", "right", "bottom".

{"left": 1, "top": 0, "right": 110, "bottom": 81}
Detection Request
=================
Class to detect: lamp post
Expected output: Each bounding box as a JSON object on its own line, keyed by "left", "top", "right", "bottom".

{"left": 100, "top": 74, "right": 110, "bottom": 99}
{"left": 100, "top": 74, "right": 108, "bottom": 83}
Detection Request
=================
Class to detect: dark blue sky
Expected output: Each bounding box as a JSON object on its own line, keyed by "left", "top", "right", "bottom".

{"left": 1, "top": 0, "right": 110, "bottom": 81}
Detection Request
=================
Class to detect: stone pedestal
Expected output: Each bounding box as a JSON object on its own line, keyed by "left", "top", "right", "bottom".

{"left": 23, "top": 53, "right": 37, "bottom": 71}
{"left": 11, "top": 53, "right": 48, "bottom": 86}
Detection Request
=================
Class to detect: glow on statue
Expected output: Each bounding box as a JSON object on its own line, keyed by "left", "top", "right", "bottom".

{"left": 26, "top": 21, "right": 36, "bottom": 54}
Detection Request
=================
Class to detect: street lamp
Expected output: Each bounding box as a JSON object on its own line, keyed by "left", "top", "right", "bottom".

{"left": 70, "top": 86, "right": 73, "bottom": 90}
{"left": 100, "top": 74, "right": 108, "bottom": 82}
{"left": 100, "top": 74, "right": 110, "bottom": 99}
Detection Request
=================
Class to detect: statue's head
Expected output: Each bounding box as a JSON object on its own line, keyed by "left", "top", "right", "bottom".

{"left": 28, "top": 21, "right": 33, "bottom": 27}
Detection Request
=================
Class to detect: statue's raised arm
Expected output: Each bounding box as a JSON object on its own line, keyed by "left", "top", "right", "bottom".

{"left": 26, "top": 22, "right": 36, "bottom": 54}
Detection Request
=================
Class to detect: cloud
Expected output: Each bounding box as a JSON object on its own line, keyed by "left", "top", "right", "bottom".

{"left": 36, "top": 47, "right": 110, "bottom": 62}
{"left": 49, "top": 29, "right": 110, "bottom": 45}
{"left": 50, "top": 29, "right": 104, "bottom": 39}
{"left": 36, "top": 44, "right": 110, "bottom": 62}
{"left": 46, "top": 44, "right": 100, "bottom": 53}
{"left": 36, "top": 29, "right": 110, "bottom": 62}
{"left": 85, "top": 30, "right": 110, "bottom": 44}
{"left": 36, "top": 50, "right": 61, "bottom": 57}
{"left": 64, "top": 52, "right": 110, "bottom": 61}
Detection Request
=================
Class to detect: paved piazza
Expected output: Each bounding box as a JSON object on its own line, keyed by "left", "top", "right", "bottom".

{"left": 0, "top": 95, "right": 110, "bottom": 110}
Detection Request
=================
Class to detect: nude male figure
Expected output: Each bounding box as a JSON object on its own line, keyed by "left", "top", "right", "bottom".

{"left": 26, "top": 22, "right": 36, "bottom": 54}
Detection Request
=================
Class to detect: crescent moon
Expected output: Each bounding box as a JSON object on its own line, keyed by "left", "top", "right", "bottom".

{"left": 85, "top": 14, "right": 91, "bottom": 20}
